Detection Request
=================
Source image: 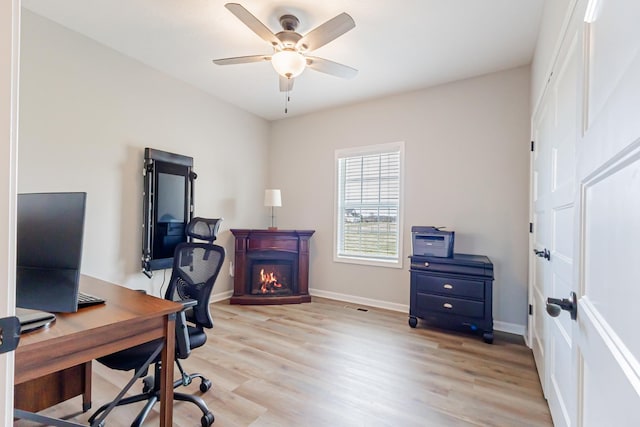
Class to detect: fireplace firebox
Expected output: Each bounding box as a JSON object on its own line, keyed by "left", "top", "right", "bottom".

{"left": 230, "top": 229, "right": 314, "bottom": 304}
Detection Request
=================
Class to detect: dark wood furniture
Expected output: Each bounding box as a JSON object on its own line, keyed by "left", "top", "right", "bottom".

{"left": 14, "top": 275, "right": 182, "bottom": 426}
{"left": 230, "top": 229, "right": 314, "bottom": 304}
{"left": 409, "top": 254, "right": 494, "bottom": 343}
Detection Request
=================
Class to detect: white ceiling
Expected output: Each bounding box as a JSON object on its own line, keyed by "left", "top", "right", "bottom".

{"left": 22, "top": 0, "right": 544, "bottom": 121}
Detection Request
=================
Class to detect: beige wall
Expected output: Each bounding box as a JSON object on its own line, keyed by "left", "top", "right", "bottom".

{"left": 18, "top": 10, "right": 269, "bottom": 296}
{"left": 19, "top": 9, "right": 532, "bottom": 330}
{"left": 269, "top": 66, "right": 531, "bottom": 329}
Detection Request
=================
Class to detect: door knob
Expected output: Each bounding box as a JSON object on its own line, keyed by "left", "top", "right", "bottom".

{"left": 546, "top": 291, "right": 577, "bottom": 320}
{"left": 533, "top": 248, "right": 551, "bottom": 260}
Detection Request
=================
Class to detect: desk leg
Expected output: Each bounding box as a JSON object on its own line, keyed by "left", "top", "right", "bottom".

{"left": 159, "top": 313, "right": 176, "bottom": 427}
{"left": 83, "top": 361, "right": 92, "bottom": 412}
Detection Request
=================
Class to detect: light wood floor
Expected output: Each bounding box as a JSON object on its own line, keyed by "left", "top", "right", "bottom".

{"left": 17, "top": 297, "right": 552, "bottom": 426}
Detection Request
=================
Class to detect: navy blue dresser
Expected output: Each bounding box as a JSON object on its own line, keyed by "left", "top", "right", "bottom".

{"left": 409, "top": 253, "right": 494, "bottom": 343}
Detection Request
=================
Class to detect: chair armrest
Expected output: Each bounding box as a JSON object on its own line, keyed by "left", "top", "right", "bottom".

{"left": 175, "top": 299, "right": 197, "bottom": 359}
{"left": 180, "top": 299, "right": 198, "bottom": 309}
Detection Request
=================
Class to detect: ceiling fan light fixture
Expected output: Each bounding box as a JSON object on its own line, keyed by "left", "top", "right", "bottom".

{"left": 272, "top": 50, "right": 306, "bottom": 79}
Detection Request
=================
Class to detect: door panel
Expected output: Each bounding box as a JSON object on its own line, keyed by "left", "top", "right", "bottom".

{"left": 531, "top": 100, "right": 551, "bottom": 391}
{"left": 581, "top": 147, "right": 640, "bottom": 382}
{"left": 529, "top": 18, "right": 580, "bottom": 427}
{"left": 580, "top": 300, "right": 640, "bottom": 427}
{"left": 546, "top": 29, "right": 579, "bottom": 426}
{"left": 578, "top": 0, "right": 640, "bottom": 425}
{"left": 586, "top": 0, "right": 640, "bottom": 127}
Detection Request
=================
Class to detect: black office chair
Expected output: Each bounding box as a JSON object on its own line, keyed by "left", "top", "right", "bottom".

{"left": 89, "top": 217, "right": 224, "bottom": 427}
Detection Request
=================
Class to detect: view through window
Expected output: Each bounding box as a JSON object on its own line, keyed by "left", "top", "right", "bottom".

{"left": 335, "top": 142, "right": 404, "bottom": 267}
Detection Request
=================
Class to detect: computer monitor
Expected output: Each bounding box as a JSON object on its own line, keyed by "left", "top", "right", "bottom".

{"left": 16, "top": 192, "right": 87, "bottom": 313}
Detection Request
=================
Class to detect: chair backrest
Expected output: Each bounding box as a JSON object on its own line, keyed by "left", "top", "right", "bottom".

{"left": 164, "top": 218, "right": 225, "bottom": 330}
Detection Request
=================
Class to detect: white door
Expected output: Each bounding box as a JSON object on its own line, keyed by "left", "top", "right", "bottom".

{"left": 0, "top": 1, "right": 20, "bottom": 424}
{"left": 530, "top": 23, "right": 581, "bottom": 426}
{"left": 545, "top": 27, "right": 580, "bottom": 427}
{"left": 530, "top": 92, "right": 552, "bottom": 393}
{"left": 530, "top": 0, "right": 640, "bottom": 425}
{"left": 575, "top": 0, "right": 640, "bottom": 424}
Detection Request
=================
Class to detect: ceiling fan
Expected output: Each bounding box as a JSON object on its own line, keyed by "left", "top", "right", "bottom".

{"left": 213, "top": 3, "right": 357, "bottom": 93}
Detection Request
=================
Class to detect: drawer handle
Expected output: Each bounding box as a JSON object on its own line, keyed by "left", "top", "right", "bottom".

{"left": 424, "top": 262, "right": 430, "bottom": 267}
{"left": 443, "top": 303, "right": 453, "bottom": 309}
{"left": 443, "top": 284, "right": 453, "bottom": 290}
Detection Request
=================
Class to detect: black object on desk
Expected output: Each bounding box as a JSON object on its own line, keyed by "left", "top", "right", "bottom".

{"left": 409, "top": 253, "right": 494, "bottom": 343}
{"left": 16, "top": 308, "right": 56, "bottom": 333}
{"left": 16, "top": 192, "right": 90, "bottom": 313}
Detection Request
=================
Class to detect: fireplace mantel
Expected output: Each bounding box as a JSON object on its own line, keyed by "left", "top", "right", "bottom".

{"left": 230, "top": 229, "right": 314, "bottom": 304}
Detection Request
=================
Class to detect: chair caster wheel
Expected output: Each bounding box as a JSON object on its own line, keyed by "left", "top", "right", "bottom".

{"left": 200, "top": 379, "right": 212, "bottom": 393}
{"left": 408, "top": 316, "right": 418, "bottom": 328}
{"left": 142, "top": 376, "right": 153, "bottom": 393}
{"left": 201, "top": 412, "right": 215, "bottom": 426}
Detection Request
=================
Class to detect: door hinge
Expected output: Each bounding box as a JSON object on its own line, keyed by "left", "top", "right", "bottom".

{"left": 530, "top": 140, "right": 535, "bottom": 152}
{"left": 529, "top": 222, "right": 534, "bottom": 233}
{"left": 529, "top": 304, "right": 533, "bottom": 315}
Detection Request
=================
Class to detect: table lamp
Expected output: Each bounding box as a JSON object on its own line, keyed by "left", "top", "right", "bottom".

{"left": 264, "top": 189, "right": 282, "bottom": 230}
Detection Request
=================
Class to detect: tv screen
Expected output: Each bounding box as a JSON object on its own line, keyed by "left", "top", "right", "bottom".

{"left": 142, "top": 148, "right": 194, "bottom": 274}
{"left": 152, "top": 163, "right": 189, "bottom": 260}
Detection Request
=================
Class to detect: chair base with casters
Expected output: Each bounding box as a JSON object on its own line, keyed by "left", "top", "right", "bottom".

{"left": 88, "top": 355, "right": 214, "bottom": 427}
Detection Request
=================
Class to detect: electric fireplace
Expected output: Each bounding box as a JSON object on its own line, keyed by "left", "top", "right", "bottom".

{"left": 230, "top": 229, "right": 314, "bottom": 304}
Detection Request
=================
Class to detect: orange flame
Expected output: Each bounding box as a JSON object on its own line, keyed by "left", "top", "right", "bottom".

{"left": 259, "top": 268, "right": 284, "bottom": 294}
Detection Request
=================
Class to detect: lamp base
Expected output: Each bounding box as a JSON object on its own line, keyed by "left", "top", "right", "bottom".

{"left": 268, "top": 226, "right": 278, "bottom": 231}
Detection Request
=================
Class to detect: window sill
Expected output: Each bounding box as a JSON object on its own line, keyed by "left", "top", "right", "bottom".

{"left": 334, "top": 255, "right": 403, "bottom": 269}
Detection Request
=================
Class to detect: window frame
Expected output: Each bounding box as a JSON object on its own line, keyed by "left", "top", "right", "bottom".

{"left": 333, "top": 141, "right": 405, "bottom": 268}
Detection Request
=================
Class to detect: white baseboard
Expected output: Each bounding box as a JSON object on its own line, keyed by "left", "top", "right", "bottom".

{"left": 309, "top": 288, "right": 409, "bottom": 313}
{"left": 210, "top": 290, "right": 233, "bottom": 303}
{"left": 493, "top": 320, "right": 526, "bottom": 336}
{"left": 311, "top": 288, "right": 526, "bottom": 337}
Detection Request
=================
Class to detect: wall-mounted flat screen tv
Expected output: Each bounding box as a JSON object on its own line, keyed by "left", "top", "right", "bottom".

{"left": 142, "top": 148, "right": 195, "bottom": 276}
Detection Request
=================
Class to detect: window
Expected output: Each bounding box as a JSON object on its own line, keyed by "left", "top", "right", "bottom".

{"left": 334, "top": 142, "right": 404, "bottom": 267}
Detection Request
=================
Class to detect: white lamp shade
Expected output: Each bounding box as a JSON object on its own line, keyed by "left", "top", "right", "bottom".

{"left": 264, "top": 189, "right": 282, "bottom": 207}
{"left": 271, "top": 50, "right": 306, "bottom": 78}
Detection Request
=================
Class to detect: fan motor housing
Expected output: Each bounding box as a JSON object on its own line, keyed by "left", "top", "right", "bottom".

{"left": 275, "top": 30, "right": 302, "bottom": 48}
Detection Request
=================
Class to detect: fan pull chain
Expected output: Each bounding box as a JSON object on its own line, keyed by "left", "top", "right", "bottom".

{"left": 284, "top": 82, "right": 290, "bottom": 114}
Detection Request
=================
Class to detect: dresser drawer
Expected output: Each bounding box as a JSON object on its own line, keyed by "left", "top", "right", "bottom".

{"left": 412, "top": 273, "right": 485, "bottom": 299}
{"left": 410, "top": 254, "right": 494, "bottom": 278}
{"left": 415, "top": 293, "right": 485, "bottom": 319}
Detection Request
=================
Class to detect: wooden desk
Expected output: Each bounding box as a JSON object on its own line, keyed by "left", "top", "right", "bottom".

{"left": 14, "top": 275, "right": 182, "bottom": 426}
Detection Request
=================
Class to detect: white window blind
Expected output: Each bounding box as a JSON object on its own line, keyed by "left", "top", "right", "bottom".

{"left": 335, "top": 142, "right": 403, "bottom": 266}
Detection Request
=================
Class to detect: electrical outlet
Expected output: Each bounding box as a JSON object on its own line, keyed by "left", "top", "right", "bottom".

{"left": 229, "top": 261, "right": 234, "bottom": 277}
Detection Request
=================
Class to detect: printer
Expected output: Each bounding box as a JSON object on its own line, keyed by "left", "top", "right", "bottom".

{"left": 411, "top": 226, "right": 455, "bottom": 258}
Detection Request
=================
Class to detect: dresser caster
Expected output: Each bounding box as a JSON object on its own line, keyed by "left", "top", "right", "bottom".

{"left": 483, "top": 332, "right": 494, "bottom": 344}
{"left": 408, "top": 316, "right": 418, "bottom": 328}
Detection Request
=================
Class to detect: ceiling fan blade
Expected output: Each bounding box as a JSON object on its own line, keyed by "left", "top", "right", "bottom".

{"left": 279, "top": 75, "right": 294, "bottom": 92}
{"left": 225, "top": 3, "right": 282, "bottom": 48}
{"left": 296, "top": 12, "right": 355, "bottom": 52}
{"left": 212, "top": 54, "right": 271, "bottom": 65}
{"left": 306, "top": 56, "right": 358, "bottom": 79}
